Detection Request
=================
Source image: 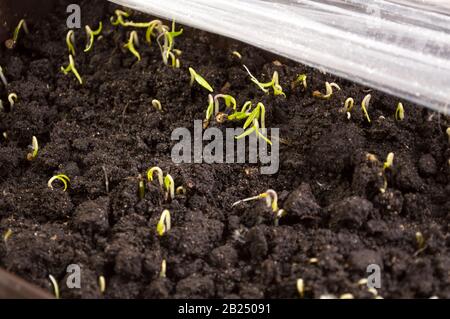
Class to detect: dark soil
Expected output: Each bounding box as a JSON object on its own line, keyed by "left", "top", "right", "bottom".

{"left": 1, "top": 0, "right": 450, "bottom": 299}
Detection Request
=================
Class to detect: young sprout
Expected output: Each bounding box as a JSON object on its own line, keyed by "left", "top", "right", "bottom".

{"left": 205, "top": 94, "right": 238, "bottom": 125}
{"left": 164, "top": 174, "right": 175, "bottom": 201}
{"left": 145, "top": 20, "right": 164, "bottom": 44}
{"left": 415, "top": 231, "right": 426, "bottom": 250}
{"left": 160, "top": 259, "right": 167, "bottom": 278}
{"left": 446, "top": 127, "right": 450, "bottom": 143}
{"left": 61, "top": 55, "right": 83, "bottom": 85}
{"left": 232, "top": 189, "right": 286, "bottom": 225}
{"left": 147, "top": 166, "right": 164, "bottom": 187}
{"left": 395, "top": 102, "right": 405, "bottom": 121}
{"left": 340, "top": 293, "right": 354, "bottom": 299}
{"left": 296, "top": 278, "right": 305, "bottom": 298}
{"left": 361, "top": 94, "right": 372, "bottom": 123}
{"left": 110, "top": 9, "right": 130, "bottom": 26}
{"left": 227, "top": 101, "right": 253, "bottom": 121}
{"left": 242, "top": 65, "right": 286, "bottom": 97}
{"left": 235, "top": 102, "right": 271, "bottom": 145}
{"left": 48, "top": 174, "right": 70, "bottom": 191}
{"left": 312, "top": 82, "right": 341, "bottom": 99}
{"left": 3, "top": 229, "right": 12, "bottom": 243}
{"left": 189, "top": 67, "right": 213, "bottom": 92}
{"left": 156, "top": 20, "right": 183, "bottom": 67}
{"left": 152, "top": 99, "right": 162, "bottom": 112}
{"left": 8, "top": 93, "right": 18, "bottom": 109}
{"left": 84, "top": 22, "right": 103, "bottom": 52}
{"left": 380, "top": 152, "right": 394, "bottom": 193}
{"left": 204, "top": 94, "right": 215, "bottom": 127}
{"left": 27, "top": 136, "right": 39, "bottom": 161}
{"left": 0, "top": 66, "right": 8, "bottom": 86}
{"left": 5, "top": 19, "right": 29, "bottom": 49}
{"left": 138, "top": 174, "right": 145, "bottom": 199}
{"left": 232, "top": 51, "right": 242, "bottom": 59}
{"left": 156, "top": 209, "right": 171, "bottom": 236}
{"left": 293, "top": 74, "right": 307, "bottom": 90}
{"left": 176, "top": 186, "right": 186, "bottom": 195}
{"left": 123, "top": 31, "right": 141, "bottom": 61}
{"left": 49, "top": 275, "right": 60, "bottom": 299}
{"left": 98, "top": 275, "right": 106, "bottom": 294}
{"left": 342, "top": 97, "right": 354, "bottom": 119}
{"left": 66, "top": 30, "right": 76, "bottom": 56}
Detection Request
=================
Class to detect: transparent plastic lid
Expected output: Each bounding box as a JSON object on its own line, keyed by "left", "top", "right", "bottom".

{"left": 110, "top": 0, "right": 450, "bottom": 114}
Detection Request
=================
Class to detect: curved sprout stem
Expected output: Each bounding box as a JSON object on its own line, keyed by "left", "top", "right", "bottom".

{"left": 395, "top": 102, "right": 405, "bottom": 121}
{"left": 98, "top": 275, "right": 106, "bottom": 294}
{"left": 124, "top": 31, "right": 141, "bottom": 61}
{"left": 61, "top": 55, "right": 83, "bottom": 85}
{"left": 49, "top": 275, "right": 60, "bottom": 299}
{"left": 48, "top": 174, "right": 70, "bottom": 191}
{"left": 147, "top": 167, "right": 164, "bottom": 187}
{"left": 164, "top": 174, "right": 175, "bottom": 201}
{"left": 84, "top": 22, "right": 103, "bottom": 52}
{"left": 66, "top": 30, "right": 76, "bottom": 56}
{"left": 27, "top": 136, "right": 39, "bottom": 161}
{"left": 361, "top": 94, "right": 372, "bottom": 123}
{"left": 156, "top": 209, "right": 171, "bottom": 236}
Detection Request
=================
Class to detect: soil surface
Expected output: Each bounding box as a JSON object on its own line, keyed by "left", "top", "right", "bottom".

{"left": 1, "top": 0, "right": 450, "bottom": 299}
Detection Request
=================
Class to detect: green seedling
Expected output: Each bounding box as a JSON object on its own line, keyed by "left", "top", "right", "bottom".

{"left": 293, "top": 74, "right": 307, "bottom": 90}
{"left": 312, "top": 81, "right": 341, "bottom": 99}
{"left": 232, "top": 189, "right": 286, "bottom": 225}
{"left": 48, "top": 174, "right": 70, "bottom": 191}
{"left": 164, "top": 174, "right": 175, "bottom": 201}
{"left": 204, "top": 94, "right": 237, "bottom": 125}
{"left": 66, "top": 30, "right": 76, "bottom": 56}
{"left": 227, "top": 101, "right": 253, "bottom": 121}
{"left": 8, "top": 93, "right": 18, "bottom": 109}
{"left": 297, "top": 278, "right": 305, "bottom": 298}
{"left": 110, "top": 10, "right": 130, "bottom": 26}
{"left": 214, "top": 94, "right": 237, "bottom": 114}
{"left": 395, "top": 102, "right": 404, "bottom": 121}
{"left": 235, "top": 102, "right": 272, "bottom": 145}
{"left": 160, "top": 259, "right": 167, "bottom": 278}
{"left": 61, "top": 55, "right": 83, "bottom": 85}
{"left": 124, "top": 31, "right": 141, "bottom": 61}
{"left": 232, "top": 51, "right": 242, "bottom": 59}
{"left": 138, "top": 174, "right": 145, "bottom": 199}
{"left": 27, "top": 136, "right": 38, "bottom": 161}
{"left": 204, "top": 94, "right": 215, "bottom": 127}
{"left": 5, "top": 19, "right": 28, "bottom": 49}
{"left": 445, "top": 127, "right": 450, "bottom": 143}
{"left": 380, "top": 152, "right": 394, "bottom": 193}
{"left": 3, "top": 229, "right": 12, "bottom": 243}
{"left": 157, "top": 20, "right": 183, "bottom": 66}
{"left": 0, "top": 66, "right": 8, "bottom": 86}
{"left": 361, "top": 94, "right": 372, "bottom": 123}
{"left": 49, "top": 275, "right": 60, "bottom": 299}
{"left": 156, "top": 209, "right": 171, "bottom": 236}
{"left": 243, "top": 65, "right": 286, "bottom": 97}
{"left": 189, "top": 67, "right": 213, "bottom": 92}
{"left": 145, "top": 20, "right": 165, "bottom": 44}
{"left": 176, "top": 186, "right": 186, "bottom": 195}
{"left": 84, "top": 22, "right": 103, "bottom": 52}
{"left": 98, "top": 275, "right": 106, "bottom": 294}
{"left": 152, "top": 99, "right": 162, "bottom": 112}
{"left": 147, "top": 166, "right": 164, "bottom": 187}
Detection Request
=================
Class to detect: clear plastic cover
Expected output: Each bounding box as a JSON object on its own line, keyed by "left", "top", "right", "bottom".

{"left": 109, "top": 0, "right": 450, "bottom": 114}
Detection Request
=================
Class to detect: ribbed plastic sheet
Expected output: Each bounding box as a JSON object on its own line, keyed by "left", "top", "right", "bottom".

{"left": 109, "top": 0, "right": 450, "bottom": 114}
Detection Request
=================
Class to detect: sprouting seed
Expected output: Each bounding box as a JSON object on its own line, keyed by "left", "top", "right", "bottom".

{"left": 232, "top": 51, "right": 242, "bottom": 59}
{"left": 147, "top": 166, "right": 164, "bottom": 187}
{"left": 124, "top": 31, "right": 141, "bottom": 61}
{"left": 156, "top": 209, "right": 171, "bottom": 236}
{"left": 160, "top": 259, "right": 167, "bottom": 278}
{"left": 312, "top": 82, "right": 341, "bottom": 99}
{"left": 84, "top": 22, "right": 103, "bottom": 52}
{"left": 152, "top": 99, "right": 162, "bottom": 112}
{"left": 243, "top": 65, "right": 286, "bottom": 97}
{"left": 5, "top": 19, "right": 29, "bottom": 49}
{"left": 164, "top": 174, "right": 175, "bottom": 201}
{"left": 0, "top": 66, "right": 8, "bottom": 86}
{"left": 416, "top": 231, "right": 425, "bottom": 250}
{"left": 296, "top": 278, "right": 305, "bottom": 298}
{"left": 358, "top": 278, "right": 368, "bottom": 286}
{"left": 343, "top": 97, "right": 354, "bottom": 116}
{"left": 8, "top": 93, "right": 18, "bottom": 109}
{"left": 0, "top": 100, "right": 3, "bottom": 112}
{"left": 293, "top": 74, "right": 307, "bottom": 90}
{"left": 204, "top": 94, "right": 215, "bottom": 127}
{"left": 110, "top": 9, "right": 130, "bottom": 26}
{"left": 383, "top": 152, "right": 394, "bottom": 170}
{"left": 138, "top": 174, "right": 145, "bottom": 199}
{"left": 176, "top": 186, "right": 186, "bottom": 195}
{"left": 309, "top": 257, "right": 319, "bottom": 264}
{"left": 48, "top": 174, "right": 70, "bottom": 191}
{"left": 232, "top": 189, "right": 286, "bottom": 225}
{"left": 340, "top": 293, "right": 354, "bottom": 299}
{"left": 156, "top": 21, "right": 183, "bottom": 67}
{"left": 189, "top": 67, "right": 213, "bottom": 92}
{"left": 66, "top": 30, "right": 76, "bottom": 56}
{"left": 446, "top": 127, "right": 450, "bottom": 143}
{"left": 361, "top": 94, "right": 372, "bottom": 123}
{"left": 49, "top": 275, "right": 60, "bottom": 299}
{"left": 98, "top": 275, "right": 106, "bottom": 294}
{"left": 61, "top": 55, "right": 83, "bottom": 85}
{"left": 27, "top": 136, "right": 39, "bottom": 161}
{"left": 395, "top": 102, "right": 405, "bottom": 121}
{"left": 3, "top": 229, "right": 12, "bottom": 243}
